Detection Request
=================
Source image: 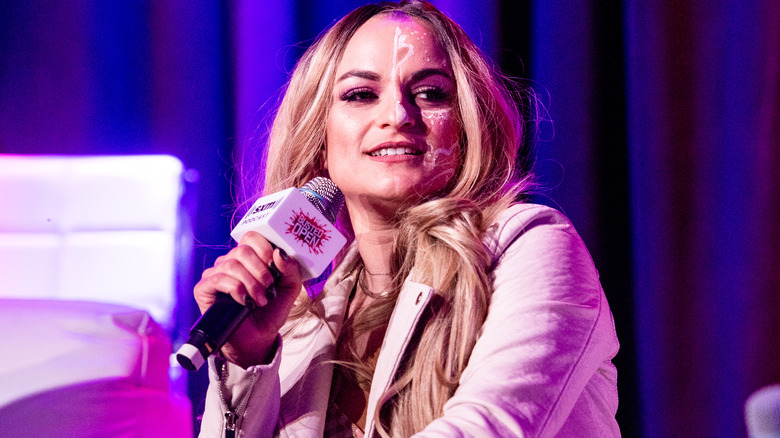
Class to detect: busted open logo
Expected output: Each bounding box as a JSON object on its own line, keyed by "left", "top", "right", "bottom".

{"left": 285, "top": 209, "right": 331, "bottom": 254}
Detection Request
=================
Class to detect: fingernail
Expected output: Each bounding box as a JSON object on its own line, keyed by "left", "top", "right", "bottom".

{"left": 266, "top": 284, "right": 278, "bottom": 300}
{"left": 245, "top": 296, "right": 258, "bottom": 310}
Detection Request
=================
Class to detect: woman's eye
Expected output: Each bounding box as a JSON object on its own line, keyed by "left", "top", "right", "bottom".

{"left": 341, "top": 88, "right": 377, "bottom": 102}
{"left": 414, "top": 87, "right": 451, "bottom": 104}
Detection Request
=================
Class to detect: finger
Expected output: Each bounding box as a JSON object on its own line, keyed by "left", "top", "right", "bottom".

{"left": 238, "top": 231, "right": 275, "bottom": 262}
{"left": 193, "top": 273, "right": 249, "bottom": 313}
{"left": 236, "top": 232, "right": 289, "bottom": 298}
{"left": 230, "top": 244, "right": 277, "bottom": 288}
{"left": 196, "top": 257, "right": 270, "bottom": 310}
{"left": 215, "top": 258, "right": 271, "bottom": 307}
{"left": 211, "top": 241, "right": 278, "bottom": 304}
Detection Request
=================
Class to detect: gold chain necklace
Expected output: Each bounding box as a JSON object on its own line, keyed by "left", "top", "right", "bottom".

{"left": 357, "top": 264, "right": 392, "bottom": 298}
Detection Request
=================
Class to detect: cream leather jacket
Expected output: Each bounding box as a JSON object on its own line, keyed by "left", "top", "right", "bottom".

{"left": 198, "top": 203, "right": 621, "bottom": 437}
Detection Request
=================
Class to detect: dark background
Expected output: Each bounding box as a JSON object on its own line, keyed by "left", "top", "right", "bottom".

{"left": 2, "top": 1, "right": 778, "bottom": 436}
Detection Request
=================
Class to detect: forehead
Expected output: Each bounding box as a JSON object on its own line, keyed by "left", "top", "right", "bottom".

{"left": 338, "top": 14, "right": 449, "bottom": 69}
{"left": 355, "top": 13, "right": 433, "bottom": 38}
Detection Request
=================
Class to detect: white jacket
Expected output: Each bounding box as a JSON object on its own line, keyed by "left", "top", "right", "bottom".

{"left": 199, "top": 203, "right": 621, "bottom": 437}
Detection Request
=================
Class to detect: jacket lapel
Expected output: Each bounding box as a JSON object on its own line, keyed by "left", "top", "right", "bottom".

{"left": 276, "top": 249, "right": 359, "bottom": 436}
{"left": 364, "top": 280, "right": 434, "bottom": 436}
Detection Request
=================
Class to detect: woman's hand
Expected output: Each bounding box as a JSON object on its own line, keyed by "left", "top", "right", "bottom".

{"left": 193, "top": 231, "right": 303, "bottom": 368}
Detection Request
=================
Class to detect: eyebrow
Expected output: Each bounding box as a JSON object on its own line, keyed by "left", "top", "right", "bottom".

{"left": 335, "top": 67, "right": 453, "bottom": 83}
{"left": 336, "top": 70, "right": 381, "bottom": 82}
{"left": 408, "top": 68, "right": 453, "bottom": 83}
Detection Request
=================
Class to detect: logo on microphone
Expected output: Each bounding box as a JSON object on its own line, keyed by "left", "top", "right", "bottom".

{"left": 240, "top": 199, "right": 280, "bottom": 226}
{"left": 286, "top": 209, "right": 331, "bottom": 254}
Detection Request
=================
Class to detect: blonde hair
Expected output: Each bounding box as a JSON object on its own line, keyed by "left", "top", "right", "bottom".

{"left": 253, "top": 1, "right": 538, "bottom": 436}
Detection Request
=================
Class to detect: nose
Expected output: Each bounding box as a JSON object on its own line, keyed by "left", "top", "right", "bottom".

{"left": 379, "top": 95, "right": 416, "bottom": 130}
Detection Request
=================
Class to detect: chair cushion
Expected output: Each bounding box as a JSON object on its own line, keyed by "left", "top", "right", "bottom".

{"left": 0, "top": 299, "right": 192, "bottom": 437}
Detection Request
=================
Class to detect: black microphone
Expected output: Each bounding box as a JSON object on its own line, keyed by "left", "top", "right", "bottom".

{"left": 176, "top": 177, "right": 346, "bottom": 371}
{"left": 746, "top": 383, "right": 780, "bottom": 438}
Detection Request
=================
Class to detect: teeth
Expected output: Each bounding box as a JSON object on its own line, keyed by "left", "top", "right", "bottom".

{"left": 371, "top": 147, "right": 416, "bottom": 156}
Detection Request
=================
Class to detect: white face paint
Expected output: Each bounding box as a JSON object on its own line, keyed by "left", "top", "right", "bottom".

{"left": 422, "top": 108, "right": 457, "bottom": 171}
{"left": 392, "top": 26, "right": 414, "bottom": 124}
{"left": 326, "top": 14, "right": 461, "bottom": 209}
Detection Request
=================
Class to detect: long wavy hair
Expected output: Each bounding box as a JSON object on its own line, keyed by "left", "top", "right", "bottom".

{"left": 252, "top": 1, "right": 538, "bottom": 436}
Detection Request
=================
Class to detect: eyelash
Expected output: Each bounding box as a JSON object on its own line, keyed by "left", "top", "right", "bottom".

{"left": 413, "top": 86, "right": 450, "bottom": 103}
{"left": 340, "top": 88, "right": 377, "bottom": 102}
{"left": 339, "top": 86, "right": 451, "bottom": 105}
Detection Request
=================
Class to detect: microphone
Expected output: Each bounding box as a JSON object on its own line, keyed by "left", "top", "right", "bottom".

{"left": 175, "top": 177, "right": 347, "bottom": 371}
{"left": 745, "top": 383, "right": 780, "bottom": 438}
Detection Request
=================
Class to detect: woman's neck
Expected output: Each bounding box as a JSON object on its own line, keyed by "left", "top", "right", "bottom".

{"left": 347, "top": 202, "right": 398, "bottom": 294}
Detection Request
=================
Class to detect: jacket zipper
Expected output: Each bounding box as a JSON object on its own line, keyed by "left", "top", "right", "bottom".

{"left": 224, "top": 411, "right": 237, "bottom": 438}
{"left": 217, "top": 358, "right": 258, "bottom": 438}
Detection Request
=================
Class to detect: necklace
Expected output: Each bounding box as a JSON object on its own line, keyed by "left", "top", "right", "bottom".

{"left": 357, "top": 265, "right": 392, "bottom": 299}
{"left": 362, "top": 265, "right": 392, "bottom": 276}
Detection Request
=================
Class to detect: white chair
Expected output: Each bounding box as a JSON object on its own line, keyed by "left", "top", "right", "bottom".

{"left": 0, "top": 154, "right": 194, "bottom": 436}
{"left": 0, "top": 154, "right": 190, "bottom": 328}
{"left": 0, "top": 299, "right": 193, "bottom": 437}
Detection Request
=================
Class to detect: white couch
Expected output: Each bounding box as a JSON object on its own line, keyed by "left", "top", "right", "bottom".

{"left": 0, "top": 299, "right": 192, "bottom": 437}
{"left": 0, "top": 154, "right": 194, "bottom": 436}
{"left": 0, "top": 154, "right": 190, "bottom": 327}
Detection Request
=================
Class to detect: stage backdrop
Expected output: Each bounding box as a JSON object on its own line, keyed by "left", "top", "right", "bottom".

{"left": 1, "top": 1, "right": 778, "bottom": 436}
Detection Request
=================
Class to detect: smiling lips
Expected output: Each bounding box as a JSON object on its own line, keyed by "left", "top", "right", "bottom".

{"left": 369, "top": 146, "right": 419, "bottom": 157}
{"left": 368, "top": 142, "right": 423, "bottom": 157}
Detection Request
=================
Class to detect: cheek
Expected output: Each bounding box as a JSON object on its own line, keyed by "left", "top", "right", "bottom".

{"left": 324, "top": 113, "right": 350, "bottom": 169}
{"left": 422, "top": 109, "right": 460, "bottom": 170}
{"left": 324, "top": 138, "right": 342, "bottom": 174}
{"left": 323, "top": 130, "right": 356, "bottom": 188}
{"left": 422, "top": 108, "right": 458, "bottom": 140}
{"left": 323, "top": 118, "right": 334, "bottom": 170}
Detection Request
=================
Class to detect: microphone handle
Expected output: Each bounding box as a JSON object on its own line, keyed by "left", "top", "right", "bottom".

{"left": 176, "top": 259, "right": 282, "bottom": 371}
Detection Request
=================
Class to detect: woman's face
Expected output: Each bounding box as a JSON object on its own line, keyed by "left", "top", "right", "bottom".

{"left": 325, "top": 14, "right": 460, "bottom": 214}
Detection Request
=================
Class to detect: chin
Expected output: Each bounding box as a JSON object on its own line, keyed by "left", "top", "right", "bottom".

{"left": 389, "top": 182, "right": 451, "bottom": 204}
{"left": 339, "top": 174, "right": 452, "bottom": 206}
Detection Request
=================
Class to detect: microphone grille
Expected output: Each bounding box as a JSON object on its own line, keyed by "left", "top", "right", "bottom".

{"left": 299, "top": 177, "right": 345, "bottom": 224}
{"left": 746, "top": 384, "right": 780, "bottom": 437}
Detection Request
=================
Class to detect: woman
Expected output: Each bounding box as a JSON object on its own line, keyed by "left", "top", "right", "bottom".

{"left": 195, "top": 1, "right": 620, "bottom": 437}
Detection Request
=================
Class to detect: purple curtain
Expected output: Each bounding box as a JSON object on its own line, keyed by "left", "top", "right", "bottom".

{"left": 522, "top": 0, "right": 780, "bottom": 435}
{"left": 626, "top": 1, "right": 780, "bottom": 435}
{"left": 0, "top": 0, "right": 234, "bottom": 428}
{"left": 2, "top": 1, "right": 778, "bottom": 436}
